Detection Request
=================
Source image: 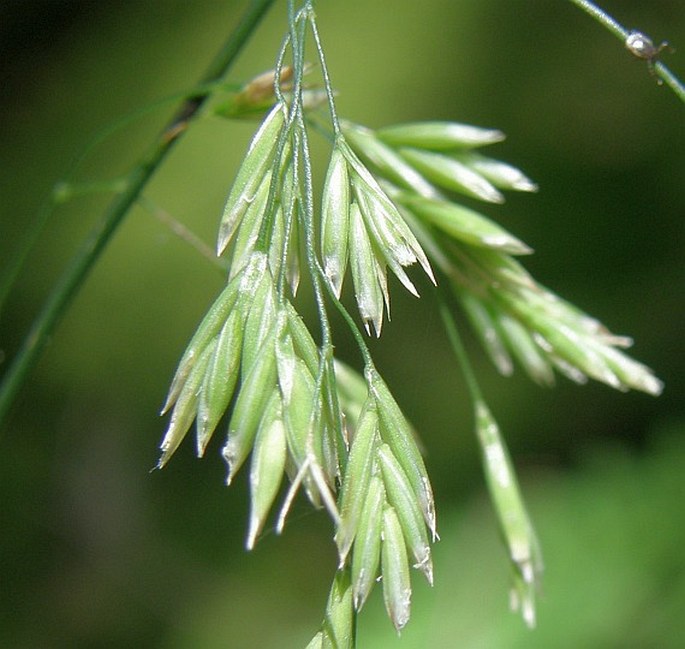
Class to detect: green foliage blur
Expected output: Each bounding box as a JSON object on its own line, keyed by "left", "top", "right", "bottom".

{"left": 1, "top": 1, "right": 683, "bottom": 647}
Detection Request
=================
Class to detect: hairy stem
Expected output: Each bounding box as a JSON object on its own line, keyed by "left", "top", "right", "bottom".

{"left": 0, "top": 0, "right": 277, "bottom": 428}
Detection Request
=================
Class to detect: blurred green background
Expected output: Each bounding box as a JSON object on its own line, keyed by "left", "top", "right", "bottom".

{"left": 1, "top": 1, "right": 683, "bottom": 647}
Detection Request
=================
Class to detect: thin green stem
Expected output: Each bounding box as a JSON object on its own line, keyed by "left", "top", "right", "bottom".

{"left": 254, "top": 13, "right": 303, "bottom": 257}
{"left": 318, "top": 261, "right": 375, "bottom": 370}
{"left": 298, "top": 116, "right": 342, "bottom": 522}
{"left": 272, "top": 35, "right": 294, "bottom": 235}
{"left": 307, "top": 7, "right": 342, "bottom": 135}
{"left": 655, "top": 60, "right": 685, "bottom": 104}
{"left": 295, "top": 7, "right": 373, "bottom": 372}
{"left": 568, "top": 0, "right": 685, "bottom": 103}
{"left": 51, "top": 179, "right": 128, "bottom": 202}
{"left": 288, "top": 1, "right": 335, "bottom": 361}
{"left": 0, "top": 81, "right": 240, "bottom": 316}
{"left": 275, "top": 136, "right": 297, "bottom": 298}
{"left": 255, "top": 5, "right": 310, "bottom": 260}
{"left": 277, "top": 0, "right": 342, "bottom": 524}
{"left": 305, "top": 110, "right": 336, "bottom": 144}
{"left": 568, "top": 0, "right": 625, "bottom": 39}
{"left": 438, "top": 294, "right": 482, "bottom": 404}
{"left": 253, "top": 120, "right": 292, "bottom": 254}
{"left": 256, "top": 27, "right": 297, "bottom": 266}
{"left": 0, "top": 0, "right": 277, "bottom": 428}
{"left": 137, "top": 195, "right": 227, "bottom": 271}
{"left": 439, "top": 288, "right": 543, "bottom": 625}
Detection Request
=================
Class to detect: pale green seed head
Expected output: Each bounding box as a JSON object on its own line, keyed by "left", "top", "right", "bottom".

{"left": 278, "top": 344, "right": 318, "bottom": 469}
{"left": 353, "top": 176, "right": 435, "bottom": 291}
{"left": 304, "top": 632, "right": 324, "bottom": 649}
{"left": 284, "top": 302, "right": 320, "bottom": 378}
{"left": 353, "top": 182, "right": 419, "bottom": 297}
{"left": 459, "top": 290, "right": 514, "bottom": 377}
{"left": 400, "top": 147, "right": 504, "bottom": 204}
{"left": 494, "top": 287, "right": 658, "bottom": 393}
{"left": 218, "top": 103, "right": 285, "bottom": 256}
{"left": 368, "top": 369, "right": 437, "bottom": 540}
{"left": 377, "top": 121, "right": 505, "bottom": 150}
{"left": 247, "top": 391, "right": 286, "bottom": 550}
{"left": 196, "top": 309, "right": 243, "bottom": 456}
{"left": 381, "top": 505, "right": 412, "bottom": 632}
{"left": 223, "top": 323, "right": 278, "bottom": 484}
{"left": 495, "top": 309, "right": 555, "bottom": 387}
{"left": 240, "top": 260, "right": 278, "bottom": 374}
{"left": 333, "top": 359, "right": 368, "bottom": 448}
{"left": 351, "top": 474, "right": 385, "bottom": 610}
{"left": 271, "top": 153, "right": 301, "bottom": 296}
{"left": 335, "top": 398, "right": 379, "bottom": 564}
{"left": 348, "top": 201, "right": 385, "bottom": 337}
{"left": 474, "top": 401, "right": 542, "bottom": 628}
{"left": 285, "top": 205, "right": 301, "bottom": 296}
{"left": 402, "top": 194, "right": 532, "bottom": 255}
{"left": 159, "top": 339, "right": 217, "bottom": 468}
{"left": 455, "top": 152, "right": 538, "bottom": 192}
{"left": 161, "top": 275, "right": 241, "bottom": 415}
{"left": 321, "top": 145, "right": 351, "bottom": 299}
{"left": 342, "top": 122, "right": 439, "bottom": 199}
{"left": 228, "top": 169, "right": 273, "bottom": 281}
{"left": 378, "top": 443, "right": 433, "bottom": 585}
{"left": 322, "top": 571, "right": 354, "bottom": 649}
{"left": 596, "top": 343, "right": 663, "bottom": 396}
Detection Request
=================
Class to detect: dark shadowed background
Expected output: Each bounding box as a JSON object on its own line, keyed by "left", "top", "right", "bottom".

{"left": 1, "top": 1, "right": 683, "bottom": 647}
